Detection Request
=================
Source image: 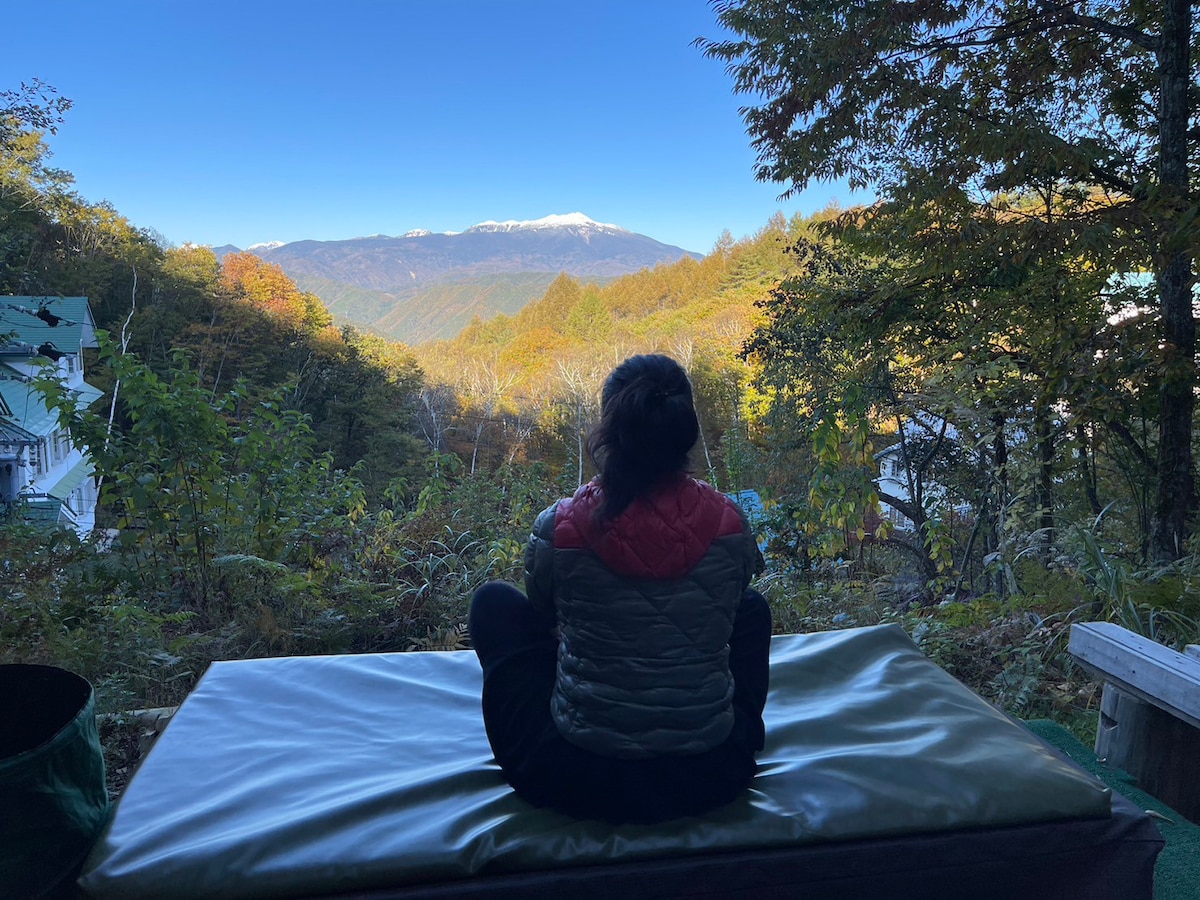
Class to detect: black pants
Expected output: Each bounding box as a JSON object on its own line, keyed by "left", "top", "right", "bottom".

{"left": 469, "top": 582, "right": 772, "bottom": 823}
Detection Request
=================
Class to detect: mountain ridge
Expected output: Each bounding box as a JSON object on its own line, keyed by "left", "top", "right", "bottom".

{"left": 213, "top": 214, "right": 700, "bottom": 344}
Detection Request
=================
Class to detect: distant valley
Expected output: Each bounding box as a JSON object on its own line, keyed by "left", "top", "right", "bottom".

{"left": 213, "top": 214, "right": 702, "bottom": 344}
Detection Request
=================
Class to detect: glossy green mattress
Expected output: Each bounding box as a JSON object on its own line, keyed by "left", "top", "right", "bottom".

{"left": 78, "top": 625, "right": 1120, "bottom": 899}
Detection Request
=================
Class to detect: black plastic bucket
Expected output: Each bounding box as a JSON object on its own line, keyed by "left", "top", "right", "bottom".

{"left": 0, "top": 665, "right": 110, "bottom": 899}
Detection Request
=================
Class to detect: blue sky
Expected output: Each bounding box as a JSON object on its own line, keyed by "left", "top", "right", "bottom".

{"left": 4, "top": 1, "right": 863, "bottom": 255}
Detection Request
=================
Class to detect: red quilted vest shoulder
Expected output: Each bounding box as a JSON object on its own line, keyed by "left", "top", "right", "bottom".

{"left": 555, "top": 477, "right": 744, "bottom": 579}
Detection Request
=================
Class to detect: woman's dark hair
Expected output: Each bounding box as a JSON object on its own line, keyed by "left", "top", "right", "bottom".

{"left": 587, "top": 354, "right": 699, "bottom": 520}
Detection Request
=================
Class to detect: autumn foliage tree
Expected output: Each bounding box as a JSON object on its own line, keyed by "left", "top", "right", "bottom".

{"left": 220, "top": 251, "right": 333, "bottom": 335}
{"left": 703, "top": 0, "right": 1199, "bottom": 561}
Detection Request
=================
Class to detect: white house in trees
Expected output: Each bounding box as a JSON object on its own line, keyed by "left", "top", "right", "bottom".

{"left": 874, "top": 415, "right": 974, "bottom": 530}
{"left": 0, "top": 296, "right": 103, "bottom": 534}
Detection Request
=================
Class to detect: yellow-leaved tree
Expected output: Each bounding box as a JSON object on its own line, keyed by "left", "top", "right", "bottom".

{"left": 220, "top": 252, "right": 332, "bottom": 335}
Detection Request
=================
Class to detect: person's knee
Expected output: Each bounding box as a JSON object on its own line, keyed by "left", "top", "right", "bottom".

{"left": 469, "top": 581, "right": 525, "bottom": 641}
{"left": 737, "top": 589, "right": 772, "bottom": 635}
{"left": 471, "top": 580, "right": 524, "bottom": 612}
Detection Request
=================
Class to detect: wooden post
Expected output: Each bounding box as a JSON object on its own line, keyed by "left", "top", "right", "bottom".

{"left": 1096, "top": 684, "right": 1200, "bottom": 821}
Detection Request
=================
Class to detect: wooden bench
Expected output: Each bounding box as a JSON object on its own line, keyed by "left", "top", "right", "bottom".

{"left": 1068, "top": 621, "right": 1200, "bottom": 821}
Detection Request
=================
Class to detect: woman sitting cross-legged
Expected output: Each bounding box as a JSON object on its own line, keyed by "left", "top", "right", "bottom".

{"left": 469, "top": 353, "right": 771, "bottom": 824}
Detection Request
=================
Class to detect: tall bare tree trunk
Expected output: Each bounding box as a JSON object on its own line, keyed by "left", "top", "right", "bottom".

{"left": 1076, "top": 423, "right": 1103, "bottom": 518}
{"left": 99, "top": 267, "right": 137, "bottom": 497}
{"left": 576, "top": 397, "right": 584, "bottom": 487}
{"left": 1036, "top": 405, "right": 1055, "bottom": 564}
{"left": 991, "top": 413, "right": 1010, "bottom": 599}
{"left": 1150, "top": 0, "right": 1196, "bottom": 562}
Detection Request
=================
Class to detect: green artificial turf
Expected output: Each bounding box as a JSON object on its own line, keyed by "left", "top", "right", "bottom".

{"left": 1025, "top": 719, "right": 1200, "bottom": 900}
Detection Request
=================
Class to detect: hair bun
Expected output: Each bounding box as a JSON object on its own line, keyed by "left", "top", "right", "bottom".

{"left": 588, "top": 354, "right": 700, "bottom": 519}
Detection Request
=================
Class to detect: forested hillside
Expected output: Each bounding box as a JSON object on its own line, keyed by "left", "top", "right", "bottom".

{"left": 3, "top": 26, "right": 1199, "bottom": 801}
{"left": 218, "top": 216, "right": 699, "bottom": 343}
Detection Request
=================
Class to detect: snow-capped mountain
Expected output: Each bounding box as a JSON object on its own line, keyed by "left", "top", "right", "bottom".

{"left": 216, "top": 214, "right": 699, "bottom": 344}
{"left": 464, "top": 213, "right": 625, "bottom": 234}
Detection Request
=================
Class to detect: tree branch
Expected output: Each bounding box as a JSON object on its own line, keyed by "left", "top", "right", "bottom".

{"left": 1103, "top": 417, "right": 1154, "bottom": 470}
{"left": 878, "top": 488, "right": 925, "bottom": 525}
{"left": 1033, "top": 1, "right": 1160, "bottom": 52}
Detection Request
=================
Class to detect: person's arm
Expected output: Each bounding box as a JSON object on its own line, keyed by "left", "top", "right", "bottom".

{"left": 524, "top": 502, "right": 558, "bottom": 616}
{"left": 738, "top": 506, "right": 765, "bottom": 585}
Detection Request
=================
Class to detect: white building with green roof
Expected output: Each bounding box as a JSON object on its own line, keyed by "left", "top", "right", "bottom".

{"left": 0, "top": 296, "right": 103, "bottom": 534}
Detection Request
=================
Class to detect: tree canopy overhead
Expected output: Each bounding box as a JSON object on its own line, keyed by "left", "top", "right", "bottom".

{"left": 703, "top": 0, "right": 1198, "bottom": 560}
